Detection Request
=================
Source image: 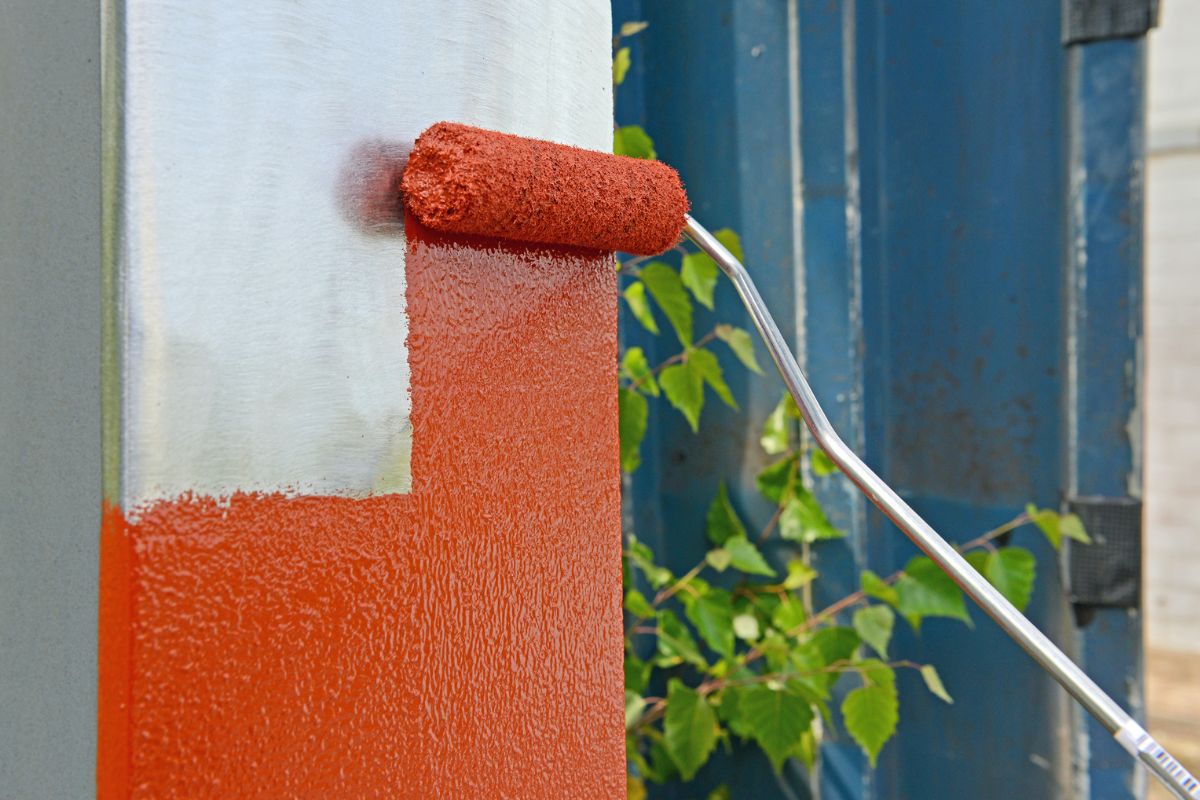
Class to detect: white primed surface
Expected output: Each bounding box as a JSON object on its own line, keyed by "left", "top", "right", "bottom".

{"left": 118, "top": 0, "right": 612, "bottom": 507}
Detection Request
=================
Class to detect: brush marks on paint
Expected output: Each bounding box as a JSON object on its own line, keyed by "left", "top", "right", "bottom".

{"left": 116, "top": 0, "right": 612, "bottom": 507}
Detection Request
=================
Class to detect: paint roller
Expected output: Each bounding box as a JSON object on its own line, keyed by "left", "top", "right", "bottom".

{"left": 401, "top": 121, "right": 1199, "bottom": 800}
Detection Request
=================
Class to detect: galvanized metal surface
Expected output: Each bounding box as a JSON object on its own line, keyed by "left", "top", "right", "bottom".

{"left": 0, "top": 1, "right": 101, "bottom": 796}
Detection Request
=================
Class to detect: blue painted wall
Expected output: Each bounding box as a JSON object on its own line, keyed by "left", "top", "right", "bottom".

{"left": 614, "top": 2, "right": 1147, "bottom": 797}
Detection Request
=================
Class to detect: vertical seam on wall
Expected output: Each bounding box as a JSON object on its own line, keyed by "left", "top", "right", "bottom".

{"left": 787, "top": 0, "right": 806, "bottom": 370}
{"left": 1064, "top": 41, "right": 1090, "bottom": 800}
{"left": 842, "top": 0, "right": 868, "bottom": 561}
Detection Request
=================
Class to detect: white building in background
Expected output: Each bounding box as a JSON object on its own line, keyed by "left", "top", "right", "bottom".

{"left": 1146, "top": 0, "right": 1200, "bottom": 655}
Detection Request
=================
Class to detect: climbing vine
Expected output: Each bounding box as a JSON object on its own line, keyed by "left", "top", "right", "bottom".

{"left": 613, "top": 22, "right": 1091, "bottom": 799}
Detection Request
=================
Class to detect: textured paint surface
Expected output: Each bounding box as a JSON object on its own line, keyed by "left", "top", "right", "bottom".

{"left": 113, "top": 0, "right": 611, "bottom": 505}
{"left": 403, "top": 122, "right": 688, "bottom": 255}
{"left": 98, "top": 219, "right": 625, "bottom": 797}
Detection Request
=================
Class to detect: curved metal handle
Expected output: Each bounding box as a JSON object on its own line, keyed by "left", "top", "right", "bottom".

{"left": 682, "top": 214, "right": 1199, "bottom": 800}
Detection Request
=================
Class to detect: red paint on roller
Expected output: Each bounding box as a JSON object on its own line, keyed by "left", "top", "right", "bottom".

{"left": 402, "top": 121, "right": 689, "bottom": 256}
{"left": 97, "top": 218, "right": 625, "bottom": 798}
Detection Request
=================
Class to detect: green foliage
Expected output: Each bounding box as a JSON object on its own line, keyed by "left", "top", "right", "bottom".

{"left": 613, "top": 47, "right": 632, "bottom": 85}
{"left": 665, "top": 680, "right": 718, "bottom": 780}
{"left": 1026, "top": 503, "right": 1091, "bottom": 548}
{"left": 706, "top": 483, "right": 746, "bottom": 545}
{"left": 618, "top": 388, "right": 648, "bottom": 473}
{"left": 842, "top": 665, "right": 899, "bottom": 767}
{"left": 737, "top": 686, "right": 814, "bottom": 772}
{"left": 966, "top": 547, "right": 1037, "bottom": 613}
{"left": 896, "top": 557, "right": 972, "bottom": 628}
{"left": 639, "top": 262, "right": 692, "bottom": 346}
{"left": 659, "top": 363, "right": 704, "bottom": 432}
{"left": 623, "top": 282, "right": 659, "bottom": 334}
{"left": 724, "top": 535, "right": 775, "bottom": 577}
{"left": 853, "top": 605, "right": 895, "bottom": 659}
{"left": 715, "top": 324, "right": 764, "bottom": 374}
{"left": 920, "top": 664, "right": 954, "bottom": 704}
{"left": 614, "top": 125, "right": 657, "bottom": 159}
{"left": 613, "top": 25, "right": 1087, "bottom": 789}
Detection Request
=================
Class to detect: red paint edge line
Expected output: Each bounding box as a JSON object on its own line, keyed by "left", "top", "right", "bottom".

{"left": 98, "top": 503, "right": 133, "bottom": 800}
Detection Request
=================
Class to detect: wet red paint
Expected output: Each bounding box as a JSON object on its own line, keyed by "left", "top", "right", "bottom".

{"left": 402, "top": 122, "right": 689, "bottom": 256}
{"left": 98, "top": 217, "right": 625, "bottom": 798}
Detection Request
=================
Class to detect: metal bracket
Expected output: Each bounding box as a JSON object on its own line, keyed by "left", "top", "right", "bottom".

{"left": 1066, "top": 496, "right": 1142, "bottom": 609}
{"left": 1063, "top": 0, "right": 1160, "bottom": 44}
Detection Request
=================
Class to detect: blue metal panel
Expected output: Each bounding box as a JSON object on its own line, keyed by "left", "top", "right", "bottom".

{"left": 1065, "top": 38, "right": 1148, "bottom": 800}
{"left": 855, "top": 2, "right": 1078, "bottom": 797}
{"left": 616, "top": 2, "right": 1147, "bottom": 798}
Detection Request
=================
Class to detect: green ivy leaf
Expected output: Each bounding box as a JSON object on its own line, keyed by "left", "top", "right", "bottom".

{"left": 627, "top": 538, "right": 674, "bottom": 589}
{"left": 715, "top": 324, "right": 764, "bottom": 374}
{"left": 628, "top": 775, "right": 648, "bottom": 800}
{"left": 852, "top": 605, "right": 895, "bottom": 659}
{"left": 626, "top": 653, "right": 652, "bottom": 694}
{"left": 685, "top": 588, "right": 735, "bottom": 658}
{"left": 621, "top": 346, "right": 659, "bottom": 396}
{"left": 778, "top": 489, "right": 843, "bottom": 543}
{"left": 613, "top": 46, "right": 632, "bottom": 86}
{"left": 739, "top": 685, "right": 814, "bottom": 772}
{"left": 724, "top": 535, "right": 776, "bottom": 577}
{"left": 705, "top": 547, "right": 732, "bottom": 572}
{"left": 811, "top": 448, "right": 839, "bottom": 477}
{"left": 624, "top": 588, "right": 655, "bottom": 618}
{"left": 811, "top": 626, "right": 861, "bottom": 665}
{"left": 783, "top": 559, "right": 818, "bottom": 590}
{"left": 618, "top": 388, "right": 648, "bottom": 473}
{"left": 657, "top": 609, "right": 707, "bottom": 669}
{"left": 688, "top": 348, "right": 737, "bottom": 409}
{"left": 706, "top": 786, "right": 732, "bottom": 800}
{"left": 619, "top": 20, "right": 650, "bottom": 37}
{"left": 706, "top": 482, "right": 747, "bottom": 545}
{"left": 640, "top": 261, "right": 692, "bottom": 346}
{"left": 659, "top": 363, "right": 704, "bottom": 432}
{"left": 861, "top": 569, "right": 900, "bottom": 609}
{"left": 974, "top": 546, "right": 1037, "bottom": 613}
{"left": 1026, "top": 504, "right": 1089, "bottom": 550}
{"left": 614, "top": 124, "right": 657, "bottom": 159}
{"left": 717, "top": 684, "right": 753, "bottom": 739}
{"left": 664, "top": 679, "right": 719, "bottom": 781}
{"left": 772, "top": 595, "right": 807, "bottom": 632}
{"left": 626, "top": 690, "right": 647, "bottom": 730}
{"left": 920, "top": 664, "right": 954, "bottom": 704}
{"left": 896, "top": 557, "right": 971, "bottom": 628}
{"left": 760, "top": 397, "right": 791, "bottom": 455}
{"left": 713, "top": 228, "right": 745, "bottom": 261}
{"left": 791, "top": 627, "right": 860, "bottom": 698}
{"left": 842, "top": 679, "right": 899, "bottom": 766}
{"left": 681, "top": 251, "right": 719, "bottom": 310}
{"left": 756, "top": 453, "right": 798, "bottom": 504}
{"left": 622, "top": 282, "right": 659, "bottom": 334}
{"left": 1025, "top": 504, "right": 1063, "bottom": 549}
{"left": 1060, "top": 514, "right": 1091, "bottom": 544}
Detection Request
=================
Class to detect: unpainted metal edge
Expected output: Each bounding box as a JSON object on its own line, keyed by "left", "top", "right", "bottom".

{"left": 100, "top": 0, "right": 124, "bottom": 508}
